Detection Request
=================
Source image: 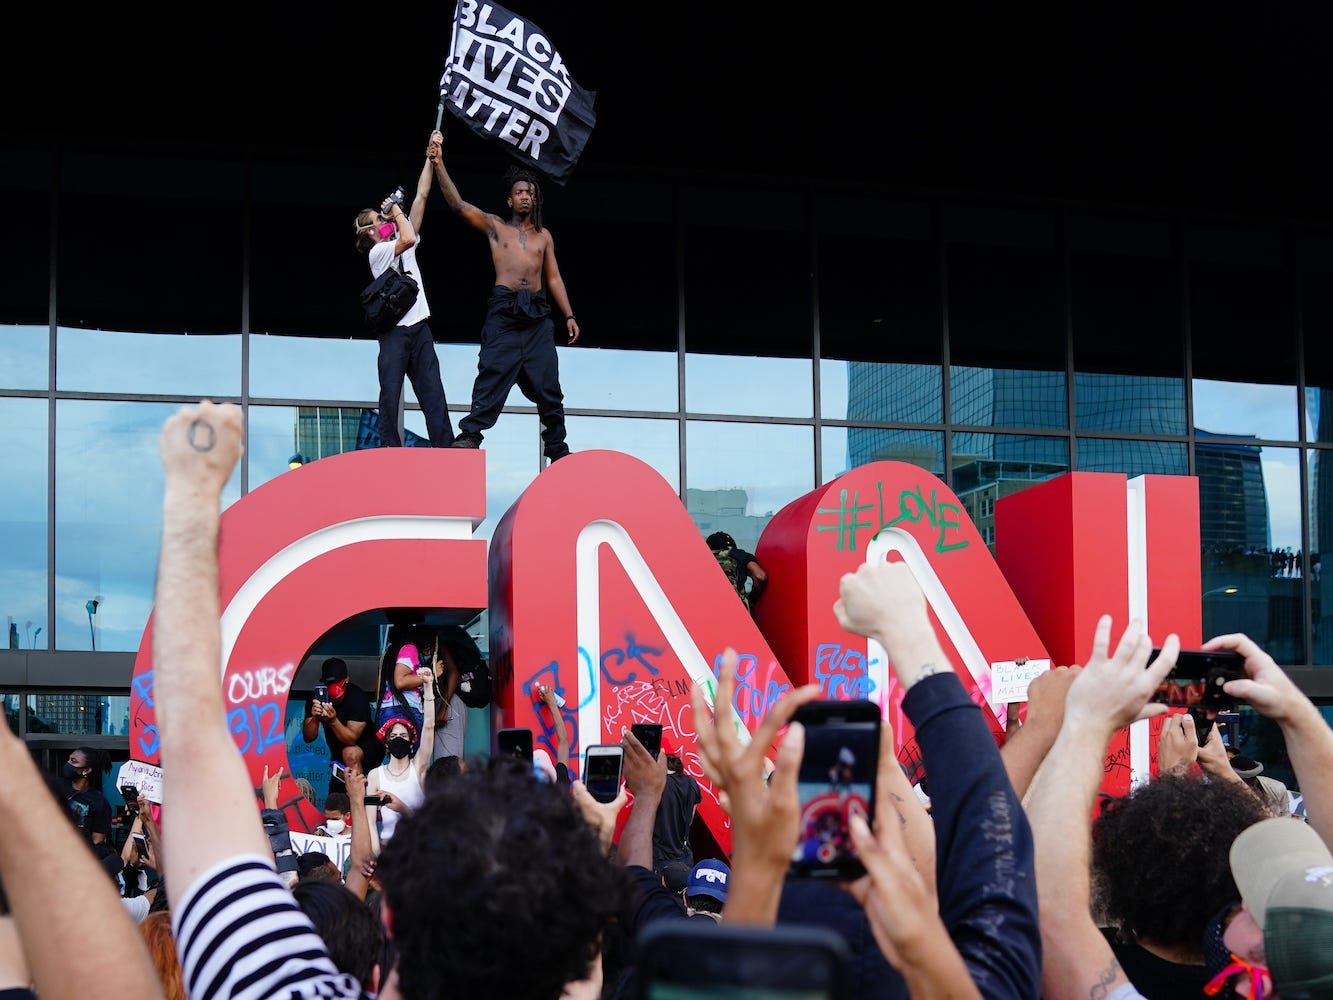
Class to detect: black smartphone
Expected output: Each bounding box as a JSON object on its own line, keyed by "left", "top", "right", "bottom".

{"left": 364, "top": 794, "right": 389, "bottom": 806}
{"left": 1186, "top": 706, "right": 1216, "bottom": 747}
{"left": 584, "top": 744, "right": 625, "bottom": 804}
{"left": 497, "top": 727, "right": 534, "bottom": 763}
{"left": 789, "top": 699, "right": 880, "bottom": 881}
{"left": 132, "top": 832, "right": 148, "bottom": 859}
{"left": 1150, "top": 648, "right": 1247, "bottom": 710}
{"left": 631, "top": 722, "right": 664, "bottom": 761}
{"left": 635, "top": 920, "right": 850, "bottom": 1000}
{"left": 313, "top": 683, "right": 329, "bottom": 704}
{"left": 120, "top": 784, "right": 139, "bottom": 805}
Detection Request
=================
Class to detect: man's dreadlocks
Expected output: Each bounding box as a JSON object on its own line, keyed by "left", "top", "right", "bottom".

{"left": 503, "top": 163, "right": 543, "bottom": 232}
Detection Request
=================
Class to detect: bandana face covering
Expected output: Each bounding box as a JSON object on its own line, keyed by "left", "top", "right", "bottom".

{"left": 1204, "top": 904, "right": 1273, "bottom": 1000}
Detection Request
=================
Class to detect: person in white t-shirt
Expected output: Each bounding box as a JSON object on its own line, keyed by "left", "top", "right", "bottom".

{"left": 352, "top": 137, "right": 455, "bottom": 449}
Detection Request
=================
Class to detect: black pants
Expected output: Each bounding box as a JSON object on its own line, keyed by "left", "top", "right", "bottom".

{"left": 377, "top": 318, "right": 455, "bottom": 447}
{"left": 459, "top": 286, "right": 569, "bottom": 459}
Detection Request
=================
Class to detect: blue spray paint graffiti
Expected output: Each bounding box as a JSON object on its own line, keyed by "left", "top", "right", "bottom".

{"left": 813, "top": 643, "right": 878, "bottom": 700}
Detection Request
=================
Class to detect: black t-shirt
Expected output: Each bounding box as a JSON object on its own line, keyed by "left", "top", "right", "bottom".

{"left": 65, "top": 785, "right": 113, "bottom": 845}
{"left": 653, "top": 771, "right": 701, "bottom": 871}
{"left": 1104, "top": 929, "right": 1210, "bottom": 999}
{"left": 308, "top": 683, "right": 383, "bottom": 774}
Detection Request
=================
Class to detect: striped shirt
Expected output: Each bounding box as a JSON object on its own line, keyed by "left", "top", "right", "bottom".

{"left": 173, "top": 854, "right": 367, "bottom": 1000}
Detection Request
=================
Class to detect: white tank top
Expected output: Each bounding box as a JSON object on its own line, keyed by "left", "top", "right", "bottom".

{"left": 375, "top": 757, "right": 424, "bottom": 843}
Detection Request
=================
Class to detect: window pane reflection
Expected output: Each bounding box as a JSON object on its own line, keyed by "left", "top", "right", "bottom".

{"left": 557, "top": 348, "right": 678, "bottom": 413}
{"left": 1200, "top": 443, "right": 1303, "bottom": 663}
{"left": 1075, "top": 439, "right": 1187, "bottom": 477}
{"left": 685, "top": 422, "right": 814, "bottom": 552}
{"left": 0, "top": 325, "right": 48, "bottom": 390}
{"left": 1193, "top": 380, "right": 1298, "bottom": 442}
{"left": 1302, "top": 245, "right": 1333, "bottom": 444}
{"left": 56, "top": 400, "right": 241, "bottom": 651}
{"left": 951, "top": 434, "right": 1070, "bottom": 549}
{"left": 822, "top": 427, "right": 943, "bottom": 482}
{"left": 1075, "top": 374, "right": 1186, "bottom": 435}
{"left": 686, "top": 354, "right": 813, "bottom": 418}
{"left": 950, "top": 367, "right": 1066, "bottom": 430}
{"left": 0, "top": 398, "right": 48, "bottom": 649}
{"left": 249, "top": 334, "right": 383, "bottom": 401}
{"left": 1070, "top": 214, "right": 1182, "bottom": 435}
{"left": 57, "top": 327, "right": 241, "bottom": 397}
{"left": 470, "top": 413, "right": 541, "bottom": 543}
{"left": 26, "top": 693, "right": 129, "bottom": 736}
{"left": 823, "top": 360, "right": 942, "bottom": 424}
{"left": 564, "top": 416, "right": 679, "bottom": 491}
{"left": 249, "top": 405, "right": 372, "bottom": 491}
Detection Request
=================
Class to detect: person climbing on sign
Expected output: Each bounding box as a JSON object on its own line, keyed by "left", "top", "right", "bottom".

{"left": 705, "top": 531, "right": 767, "bottom": 615}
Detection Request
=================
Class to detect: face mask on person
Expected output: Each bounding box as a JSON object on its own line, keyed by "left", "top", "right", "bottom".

{"left": 323, "top": 818, "right": 347, "bottom": 836}
{"left": 387, "top": 736, "right": 411, "bottom": 759}
{"left": 376, "top": 221, "right": 396, "bottom": 241}
{"left": 327, "top": 680, "right": 348, "bottom": 702}
{"left": 1204, "top": 903, "right": 1273, "bottom": 1000}
{"left": 62, "top": 763, "right": 82, "bottom": 781}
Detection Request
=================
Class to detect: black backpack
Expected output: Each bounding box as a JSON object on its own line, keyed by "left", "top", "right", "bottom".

{"left": 712, "top": 546, "right": 751, "bottom": 610}
{"left": 440, "top": 626, "right": 492, "bottom": 710}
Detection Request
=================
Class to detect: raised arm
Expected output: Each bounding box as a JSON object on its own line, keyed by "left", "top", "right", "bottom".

{"left": 1206, "top": 630, "right": 1333, "bottom": 845}
{"left": 409, "top": 152, "right": 431, "bottom": 233}
{"left": 415, "top": 672, "right": 436, "bottom": 784}
{"left": 1023, "top": 616, "right": 1176, "bottom": 1000}
{"left": 428, "top": 129, "right": 492, "bottom": 234}
{"left": 998, "top": 664, "right": 1081, "bottom": 799}
{"left": 154, "top": 401, "right": 270, "bottom": 892}
{"left": 835, "top": 562, "right": 1038, "bottom": 996}
{"left": 343, "top": 766, "right": 375, "bottom": 901}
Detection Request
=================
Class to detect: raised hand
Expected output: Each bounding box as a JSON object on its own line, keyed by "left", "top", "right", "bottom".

{"left": 159, "top": 400, "right": 243, "bottom": 496}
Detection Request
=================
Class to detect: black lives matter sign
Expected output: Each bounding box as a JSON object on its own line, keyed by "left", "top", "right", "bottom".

{"left": 442, "top": 1, "right": 597, "bottom": 185}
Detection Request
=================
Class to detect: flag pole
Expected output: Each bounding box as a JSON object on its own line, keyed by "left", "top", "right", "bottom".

{"left": 436, "top": 0, "right": 464, "bottom": 136}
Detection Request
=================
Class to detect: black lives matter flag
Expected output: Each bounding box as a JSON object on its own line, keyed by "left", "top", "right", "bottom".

{"left": 441, "top": 1, "right": 596, "bottom": 186}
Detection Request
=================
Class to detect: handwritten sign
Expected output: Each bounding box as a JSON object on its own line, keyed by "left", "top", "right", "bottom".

{"left": 290, "top": 831, "right": 352, "bottom": 876}
{"left": 116, "top": 759, "right": 164, "bottom": 804}
{"left": 990, "top": 658, "right": 1051, "bottom": 704}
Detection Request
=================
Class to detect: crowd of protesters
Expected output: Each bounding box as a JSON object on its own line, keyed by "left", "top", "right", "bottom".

{"left": 8, "top": 400, "right": 1331, "bottom": 1000}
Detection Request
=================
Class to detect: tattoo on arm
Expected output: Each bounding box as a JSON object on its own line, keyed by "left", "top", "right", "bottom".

{"left": 1089, "top": 958, "right": 1122, "bottom": 1000}
{"left": 188, "top": 419, "right": 216, "bottom": 452}
{"left": 915, "top": 662, "right": 946, "bottom": 679}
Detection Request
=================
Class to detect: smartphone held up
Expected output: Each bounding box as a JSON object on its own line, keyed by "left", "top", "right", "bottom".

{"left": 1149, "top": 648, "right": 1247, "bottom": 711}
{"left": 584, "top": 743, "right": 625, "bottom": 804}
{"left": 789, "top": 699, "right": 880, "bottom": 881}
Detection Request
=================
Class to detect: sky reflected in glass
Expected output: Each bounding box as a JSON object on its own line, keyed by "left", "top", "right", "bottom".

{"left": 55, "top": 400, "right": 241, "bottom": 651}
{"left": 58, "top": 327, "right": 241, "bottom": 397}
{"left": 0, "top": 326, "right": 48, "bottom": 390}
{"left": 0, "top": 398, "right": 48, "bottom": 649}
{"left": 1193, "top": 379, "right": 1298, "bottom": 441}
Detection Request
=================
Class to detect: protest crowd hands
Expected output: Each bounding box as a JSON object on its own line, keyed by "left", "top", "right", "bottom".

{"left": 569, "top": 779, "right": 628, "bottom": 856}
{"left": 833, "top": 562, "right": 950, "bottom": 690}
{"left": 620, "top": 727, "right": 666, "bottom": 800}
{"left": 688, "top": 648, "right": 818, "bottom": 926}
{"left": 1156, "top": 711, "right": 1201, "bottom": 775}
{"left": 1022, "top": 664, "right": 1082, "bottom": 735}
{"left": 1063, "top": 616, "right": 1177, "bottom": 737}
{"left": 1205, "top": 631, "right": 1319, "bottom": 725}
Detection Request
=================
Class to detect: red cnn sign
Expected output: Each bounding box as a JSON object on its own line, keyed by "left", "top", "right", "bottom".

{"left": 130, "top": 450, "right": 1199, "bottom": 845}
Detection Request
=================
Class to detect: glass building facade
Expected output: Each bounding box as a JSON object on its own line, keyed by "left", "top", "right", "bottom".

{"left": 4, "top": 141, "right": 1333, "bottom": 792}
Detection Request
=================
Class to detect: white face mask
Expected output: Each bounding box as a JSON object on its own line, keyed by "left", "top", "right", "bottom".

{"left": 323, "top": 818, "right": 347, "bottom": 836}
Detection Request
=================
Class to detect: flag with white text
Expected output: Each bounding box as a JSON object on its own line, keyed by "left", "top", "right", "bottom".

{"left": 441, "top": 1, "right": 596, "bottom": 185}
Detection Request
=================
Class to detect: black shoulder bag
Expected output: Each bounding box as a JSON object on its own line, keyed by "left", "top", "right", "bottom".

{"left": 360, "top": 254, "right": 419, "bottom": 334}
